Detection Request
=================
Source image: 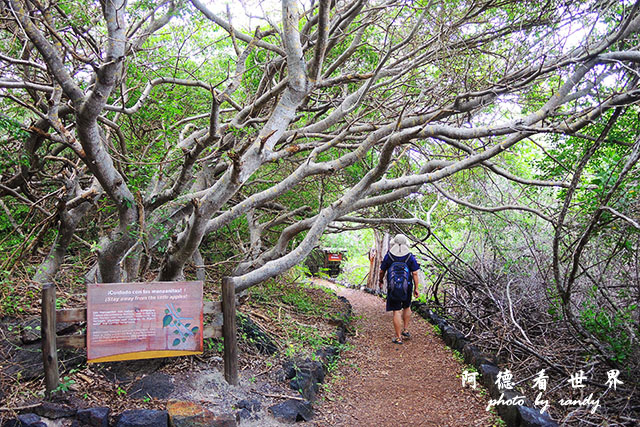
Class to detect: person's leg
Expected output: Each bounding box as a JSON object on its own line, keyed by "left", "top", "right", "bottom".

{"left": 393, "top": 309, "right": 403, "bottom": 340}
{"left": 402, "top": 306, "right": 411, "bottom": 332}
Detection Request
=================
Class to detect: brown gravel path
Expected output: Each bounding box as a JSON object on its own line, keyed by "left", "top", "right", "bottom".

{"left": 313, "top": 279, "right": 497, "bottom": 426}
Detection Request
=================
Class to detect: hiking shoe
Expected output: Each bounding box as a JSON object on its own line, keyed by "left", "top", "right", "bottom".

{"left": 392, "top": 338, "right": 403, "bottom": 345}
{"left": 401, "top": 330, "right": 411, "bottom": 339}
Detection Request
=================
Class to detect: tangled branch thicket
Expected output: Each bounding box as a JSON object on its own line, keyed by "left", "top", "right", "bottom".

{"left": 418, "top": 208, "right": 639, "bottom": 424}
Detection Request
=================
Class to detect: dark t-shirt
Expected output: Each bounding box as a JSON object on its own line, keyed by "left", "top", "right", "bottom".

{"left": 380, "top": 253, "right": 420, "bottom": 273}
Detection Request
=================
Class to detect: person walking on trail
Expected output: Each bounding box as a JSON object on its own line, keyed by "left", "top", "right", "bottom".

{"left": 379, "top": 234, "right": 420, "bottom": 344}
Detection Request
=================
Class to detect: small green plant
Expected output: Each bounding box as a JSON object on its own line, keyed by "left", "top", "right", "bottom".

{"left": 1, "top": 286, "right": 26, "bottom": 315}
{"left": 415, "top": 294, "right": 428, "bottom": 304}
{"left": 53, "top": 376, "right": 76, "bottom": 393}
{"left": 116, "top": 386, "right": 127, "bottom": 396}
{"left": 431, "top": 324, "right": 441, "bottom": 335}
{"left": 451, "top": 349, "right": 464, "bottom": 363}
{"left": 491, "top": 413, "right": 507, "bottom": 427}
{"left": 205, "top": 338, "right": 224, "bottom": 352}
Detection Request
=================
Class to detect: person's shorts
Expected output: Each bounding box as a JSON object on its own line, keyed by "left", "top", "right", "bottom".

{"left": 386, "top": 285, "right": 412, "bottom": 311}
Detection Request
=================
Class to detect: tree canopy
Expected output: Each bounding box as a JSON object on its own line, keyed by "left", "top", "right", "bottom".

{"left": 2, "top": 0, "right": 639, "bottom": 288}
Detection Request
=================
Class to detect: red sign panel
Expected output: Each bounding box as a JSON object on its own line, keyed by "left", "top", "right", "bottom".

{"left": 328, "top": 253, "right": 342, "bottom": 261}
{"left": 87, "top": 281, "right": 203, "bottom": 363}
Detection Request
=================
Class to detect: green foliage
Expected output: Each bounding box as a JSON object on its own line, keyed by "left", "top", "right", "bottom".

{"left": 205, "top": 338, "right": 224, "bottom": 353}
{"left": 0, "top": 115, "right": 28, "bottom": 141}
{"left": 545, "top": 287, "right": 562, "bottom": 321}
{"left": 451, "top": 349, "right": 464, "bottom": 363}
{"left": 321, "top": 229, "right": 373, "bottom": 285}
{"left": 247, "top": 276, "right": 345, "bottom": 357}
{"left": 2, "top": 287, "right": 26, "bottom": 315}
{"left": 52, "top": 367, "right": 81, "bottom": 394}
{"left": 579, "top": 295, "right": 637, "bottom": 363}
{"left": 53, "top": 375, "right": 76, "bottom": 393}
{"left": 336, "top": 253, "right": 369, "bottom": 287}
{"left": 322, "top": 228, "right": 373, "bottom": 258}
{"left": 0, "top": 115, "right": 30, "bottom": 187}
{"left": 0, "top": 269, "right": 39, "bottom": 315}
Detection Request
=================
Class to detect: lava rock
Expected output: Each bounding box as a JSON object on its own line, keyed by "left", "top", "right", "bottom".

{"left": 33, "top": 401, "right": 76, "bottom": 419}
{"left": 518, "top": 406, "right": 558, "bottom": 427}
{"left": 494, "top": 390, "right": 526, "bottom": 426}
{"left": 290, "top": 374, "right": 320, "bottom": 401}
{"left": 336, "top": 296, "right": 352, "bottom": 318}
{"left": 416, "top": 306, "right": 430, "bottom": 319}
{"left": 462, "top": 343, "right": 481, "bottom": 366}
{"left": 167, "top": 401, "right": 236, "bottom": 427}
{"left": 314, "top": 346, "right": 338, "bottom": 365}
{"left": 282, "top": 360, "right": 297, "bottom": 380}
{"left": 289, "top": 360, "right": 325, "bottom": 401}
{"left": 429, "top": 311, "right": 443, "bottom": 325}
{"left": 18, "top": 318, "right": 78, "bottom": 345}
{"left": 129, "top": 372, "right": 174, "bottom": 400}
{"left": 16, "top": 414, "right": 46, "bottom": 427}
{"left": 18, "top": 319, "right": 41, "bottom": 345}
{"left": 479, "top": 363, "right": 501, "bottom": 396}
{"left": 269, "top": 399, "right": 312, "bottom": 423}
{"left": 116, "top": 409, "right": 168, "bottom": 427}
{"left": 235, "top": 399, "right": 261, "bottom": 413}
{"left": 77, "top": 407, "right": 110, "bottom": 427}
{"left": 410, "top": 301, "right": 425, "bottom": 310}
{"left": 452, "top": 333, "right": 469, "bottom": 352}
{"left": 441, "top": 325, "right": 456, "bottom": 347}
{"left": 442, "top": 325, "right": 466, "bottom": 350}
{"left": 474, "top": 352, "right": 498, "bottom": 367}
{"left": 236, "top": 409, "right": 252, "bottom": 421}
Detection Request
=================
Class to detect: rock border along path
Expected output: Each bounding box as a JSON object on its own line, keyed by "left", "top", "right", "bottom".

{"left": 313, "top": 279, "right": 496, "bottom": 426}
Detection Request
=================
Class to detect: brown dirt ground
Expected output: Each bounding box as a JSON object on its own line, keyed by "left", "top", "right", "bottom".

{"left": 313, "top": 279, "right": 498, "bottom": 427}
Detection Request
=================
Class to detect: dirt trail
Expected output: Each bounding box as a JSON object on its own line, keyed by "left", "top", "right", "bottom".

{"left": 313, "top": 279, "right": 496, "bottom": 426}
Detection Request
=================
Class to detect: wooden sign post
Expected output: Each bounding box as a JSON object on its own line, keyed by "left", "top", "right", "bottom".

{"left": 40, "top": 280, "right": 234, "bottom": 394}
{"left": 41, "top": 283, "right": 59, "bottom": 396}
{"left": 221, "top": 277, "right": 238, "bottom": 386}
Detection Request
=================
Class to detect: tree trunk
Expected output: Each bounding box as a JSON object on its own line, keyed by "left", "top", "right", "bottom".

{"left": 366, "top": 230, "right": 389, "bottom": 293}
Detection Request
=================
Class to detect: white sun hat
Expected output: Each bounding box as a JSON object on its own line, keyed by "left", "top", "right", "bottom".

{"left": 389, "top": 234, "right": 410, "bottom": 257}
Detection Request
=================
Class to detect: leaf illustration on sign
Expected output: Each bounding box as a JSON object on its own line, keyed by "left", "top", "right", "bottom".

{"left": 163, "top": 314, "right": 173, "bottom": 327}
{"left": 162, "top": 303, "right": 195, "bottom": 347}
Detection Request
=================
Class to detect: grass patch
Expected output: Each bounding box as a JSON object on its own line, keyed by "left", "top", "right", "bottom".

{"left": 244, "top": 275, "right": 349, "bottom": 359}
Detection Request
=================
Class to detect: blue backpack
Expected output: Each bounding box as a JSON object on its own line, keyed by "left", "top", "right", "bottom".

{"left": 387, "top": 254, "right": 411, "bottom": 301}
